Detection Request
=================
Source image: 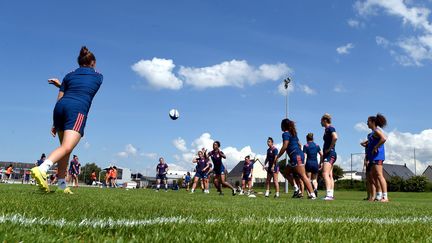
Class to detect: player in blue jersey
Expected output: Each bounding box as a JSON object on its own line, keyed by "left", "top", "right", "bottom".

{"left": 240, "top": 156, "right": 254, "bottom": 195}
{"left": 320, "top": 113, "right": 338, "bottom": 200}
{"left": 208, "top": 141, "right": 236, "bottom": 196}
{"left": 31, "top": 46, "right": 103, "bottom": 194}
{"left": 35, "top": 153, "right": 46, "bottom": 167}
{"left": 361, "top": 134, "right": 376, "bottom": 201}
{"left": 184, "top": 172, "right": 191, "bottom": 192}
{"left": 156, "top": 157, "right": 169, "bottom": 192}
{"left": 264, "top": 137, "right": 280, "bottom": 198}
{"left": 191, "top": 149, "right": 210, "bottom": 193}
{"left": 275, "top": 119, "right": 316, "bottom": 199}
{"left": 367, "top": 114, "right": 388, "bottom": 202}
{"left": 303, "top": 133, "right": 322, "bottom": 197}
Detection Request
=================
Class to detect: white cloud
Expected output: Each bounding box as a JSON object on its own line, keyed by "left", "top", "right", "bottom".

{"left": 376, "top": 36, "right": 390, "bottom": 48}
{"left": 298, "top": 84, "right": 317, "bottom": 95}
{"left": 178, "top": 60, "right": 291, "bottom": 89}
{"left": 132, "top": 57, "right": 183, "bottom": 90}
{"left": 385, "top": 129, "right": 432, "bottom": 174}
{"left": 132, "top": 58, "right": 292, "bottom": 90}
{"left": 173, "top": 137, "right": 188, "bottom": 152}
{"left": 277, "top": 82, "right": 295, "bottom": 96}
{"left": 336, "top": 43, "right": 355, "bottom": 55}
{"left": 167, "top": 163, "right": 188, "bottom": 172}
{"left": 84, "top": 141, "right": 91, "bottom": 149}
{"left": 191, "top": 133, "right": 214, "bottom": 151}
{"left": 354, "top": 122, "right": 370, "bottom": 132}
{"left": 347, "top": 19, "right": 364, "bottom": 28}
{"left": 355, "top": 0, "right": 432, "bottom": 66}
{"left": 117, "top": 144, "right": 138, "bottom": 158}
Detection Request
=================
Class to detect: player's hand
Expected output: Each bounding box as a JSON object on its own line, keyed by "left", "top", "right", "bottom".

{"left": 51, "top": 126, "right": 57, "bottom": 137}
{"left": 373, "top": 147, "right": 378, "bottom": 154}
{"left": 271, "top": 166, "right": 275, "bottom": 173}
{"left": 48, "top": 78, "right": 61, "bottom": 88}
{"left": 324, "top": 149, "right": 330, "bottom": 154}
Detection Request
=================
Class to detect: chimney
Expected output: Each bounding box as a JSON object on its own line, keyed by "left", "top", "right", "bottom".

{"left": 404, "top": 163, "right": 407, "bottom": 167}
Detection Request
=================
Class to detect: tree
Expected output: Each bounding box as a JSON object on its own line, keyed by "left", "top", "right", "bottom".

{"left": 332, "top": 165, "right": 344, "bottom": 181}
{"left": 78, "top": 163, "right": 102, "bottom": 185}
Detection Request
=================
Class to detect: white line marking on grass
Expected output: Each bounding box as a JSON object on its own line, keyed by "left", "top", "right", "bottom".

{"left": 1, "top": 214, "right": 432, "bottom": 229}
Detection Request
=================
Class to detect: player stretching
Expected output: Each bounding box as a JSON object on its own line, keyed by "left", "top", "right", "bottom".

{"left": 275, "top": 119, "right": 316, "bottom": 199}
{"left": 31, "top": 46, "right": 103, "bottom": 194}
{"left": 303, "top": 133, "right": 322, "bottom": 197}
{"left": 156, "top": 157, "right": 169, "bottom": 192}
{"left": 367, "top": 114, "right": 388, "bottom": 202}
{"left": 208, "top": 141, "right": 236, "bottom": 196}
{"left": 320, "top": 113, "right": 338, "bottom": 200}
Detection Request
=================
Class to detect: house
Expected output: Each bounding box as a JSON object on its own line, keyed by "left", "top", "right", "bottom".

{"left": 340, "top": 171, "right": 363, "bottom": 181}
{"left": 227, "top": 159, "right": 285, "bottom": 186}
{"left": 383, "top": 163, "right": 414, "bottom": 181}
{"left": 422, "top": 165, "right": 432, "bottom": 182}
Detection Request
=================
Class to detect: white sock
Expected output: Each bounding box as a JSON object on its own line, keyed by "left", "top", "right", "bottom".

{"left": 265, "top": 190, "right": 269, "bottom": 196}
{"left": 294, "top": 185, "right": 299, "bottom": 191}
{"left": 39, "top": 159, "right": 53, "bottom": 173}
{"left": 165, "top": 184, "right": 168, "bottom": 189}
{"left": 156, "top": 185, "right": 160, "bottom": 190}
{"left": 276, "top": 192, "right": 279, "bottom": 197}
{"left": 310, "top": 192, "right": 316, "bottom": 198}
{"left": 329, "top": 189, "right": 334, "bottom": 197}
{"left": 326, "top": 190, "right": 332, "bottom": 197}
{"left": 376, "top": 192, "right": 383, "bottom": 200}
{"left": 58, "top": 179, "right": 66, "bottom": 190}
{"left": 383, "top": 192, "right": 388, "bottom": 199}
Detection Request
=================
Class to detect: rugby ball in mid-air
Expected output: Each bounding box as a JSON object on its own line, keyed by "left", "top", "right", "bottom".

{"left": 169, "top": 109, "right": 179, "bottom": 120}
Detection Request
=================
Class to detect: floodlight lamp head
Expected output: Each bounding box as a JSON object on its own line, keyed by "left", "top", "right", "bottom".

{"left": 284, "top": 77, "right": 291, "bottom": 89}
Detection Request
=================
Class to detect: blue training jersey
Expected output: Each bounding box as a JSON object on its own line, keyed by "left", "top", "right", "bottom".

{"left": 59, "top": 67, "right": 103, "bottom": 113}
{"left": 367, "top": 129, "right": 385, "bottom": 161}
{"left": 156, "top": 163, "right": 168, "bottom": 175}
{"left": 282, "top": 131, "right": 302, "bottom": 156}
{"left": 266, "top": 146, "right": 278, "bottom": 167}
{"left": 323, "top": 126, "right": 336, "bottom": 152}
{"left": 195, "top": 158, "right": 208, "bottom": 172}
{"left": 242, "top": 162, "right": 254, "bottom": 175}
{"left": 303, "top": 142, "right": 321, "bottom": 162}
{"left": 209, "top": 150, "right": 224, "bottom": 168}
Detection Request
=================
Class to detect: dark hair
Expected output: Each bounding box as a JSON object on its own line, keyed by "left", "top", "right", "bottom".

{"left": 281, "top": 118, "right": 297, "bottom": 137}
{"left": 267, "top": 137, "right": 273, "bottom": 143}
{"left": 306, "top": 133, "right": 314, "bottom": 141}
{"left": 73, "top": 155, "right": 77, "bottom": 159}
{"left": 8, "top": 164, "right": 12, "bottom": 168}
{"left": 113, "top": 166, "right": 117, "bottom": 169}
{"left": 41, "top": 153, "right": 46, "bottom": 159}
{"left": 214, "top": 141, "right": 221, "bottom": 147}
{"left": 321, "top": 113, "right": 332, "bottom": 124}
{"left": 77, "top": 46, "right": 96, "bottom": 67}
{"left": 369, "top": 113, "right": 387, "bottom": 128}
{"left": 245, "top": 155, "right": 250, "bottom": 160}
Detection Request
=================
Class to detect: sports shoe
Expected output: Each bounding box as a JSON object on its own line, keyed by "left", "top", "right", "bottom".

{"left": 265, "top": 193, "right": 269, "bottom": 198}
{"left": 296, "top": 193, "right": 304, "bottom": 199}
{"left": 274, "top": 194, "right": 279, "bottom": 199}
{"left": 323, "top": 196, "right": 334, "bottom": 201}
{"left": 232, "top": 189, "right": 237, "bottom": 196}
{"left": 314, "top": 189, "right": 318, "bottom": 198}
{"left": 292, "top": 190, "right": 299, "bottom": 198}
{"left": 219, "top": 192, "right": 224, "bottom": 196}
{"left": 239, "top": 191, "right": 244, "bottom": 195}
{"left": 30, "top": 167, "right": 49, "bottom": 193}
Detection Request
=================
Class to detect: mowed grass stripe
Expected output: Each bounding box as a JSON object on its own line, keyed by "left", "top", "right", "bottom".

{"left": 1, "top": 213, "right": 432, "bottom": 229}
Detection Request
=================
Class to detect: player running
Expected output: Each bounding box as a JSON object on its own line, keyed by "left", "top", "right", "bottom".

{"left": 31, "top": 46, "right": 103, "bottom": 194}
{"left": 320, "top": 113, "right": 338, "bottom": 200}
{"left": 367, "top": 114, "right": 388, "bottom": 202}
{"left": 191, "top": 149, "right": 210, "bottom": 193}
{"left": 240, "top": 156, "right": 254, "bottom": 195}
{"left": 208, "top": 141, "right": 236, "bottom": 196}
{"left": 275, "top": 119, "right": 316, "bottom": 199}
{"left": 156, "top": 157, "right": 169, "bottom": 192}
{"left": 303, "top": 133, "right": 322, "bottom": 197}
{"left": 264, "top": 137, "right": 280, "bottom": 198}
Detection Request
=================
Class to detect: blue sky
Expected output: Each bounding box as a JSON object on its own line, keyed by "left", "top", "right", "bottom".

{"left": 1, "top": 0, "right": 432, "bottom": 174}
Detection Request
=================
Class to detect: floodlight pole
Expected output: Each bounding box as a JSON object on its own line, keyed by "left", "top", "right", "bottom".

{"left": 284, "top": 77, "right": 291, "bottom": 194}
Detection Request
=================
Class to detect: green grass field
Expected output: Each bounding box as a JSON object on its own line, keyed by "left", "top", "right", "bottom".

{"left": 0, "top": 184, "right": 431, "bottom": 242}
